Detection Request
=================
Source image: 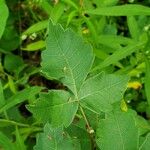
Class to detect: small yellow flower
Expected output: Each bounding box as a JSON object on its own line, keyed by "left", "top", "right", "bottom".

{"left": 127, "top": 81, "right": 142, "bottom": 90}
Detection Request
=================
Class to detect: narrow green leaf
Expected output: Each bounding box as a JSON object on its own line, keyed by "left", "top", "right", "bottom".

{"left": 22, "top": 20, "right": 48, "bottom": 36}
{"left": 27, "top": 90, "right": 78, "bottom": 127}
{"left": 127, "top": 16, "right": 139, "bottom": 40}
{"left": 0, "top": 119, "right": 29, "bottom": 127}
{"left": 86, "top": 4, "right": 150, "bottom": 16}
{"left": 66, "top": 10, "right": 78, "bottom": 27}
{"left": 0, "top": 86, "right": 42, "bottom": 113}
{"left": 145, "top": 58, "right": 150, "bottom": 105}
{"left": 99, "top": 35, "right": 135, "bottom": 46}
{"left": 8, "top": 75, "right": 17, "bottom": 94}
{"left": 140, "top": 133, "right": 150, "bottom": 150}
{"left": 79, "top": 73, "right": 129, "bottom": 112}
{"left": 83, "top": 17, "right": 98, "bottom": 42}
{"left": 15, "top": 126, "right": 26, "bottom": 150}
{"left": 34, "top": 123, "right": 76, "bottom": 150}
{"left": 0, "top": 81, "right": 5, "bottom": 107}
{"left": 41, "top": 20, "right": 94, "bottom": 96}
{"left": 0, "top": 0, "right": 9, "bottom": 38}
{"left": 50, "top": 3, "right": 65, "bottom": 23}
{"left": 96, "top": 108, "right": 139, "bottom": 150}
{"left": 92, "top": 41, "right": 145, "bottom": 71}
{"left": 0, "top": 132, "right": 15, "bottom": 150}
{"left": 21, "top": 40, "right": 46, "bottom": 51}
{"left": 62, "top": 0, "right": 78, "bottom": 10}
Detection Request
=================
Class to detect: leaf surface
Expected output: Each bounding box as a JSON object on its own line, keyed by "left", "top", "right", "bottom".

{"left": 92, "top": 41, "right": 145, "bottom": 71}
{"left": 0, "top": 81, "right": 5, "bottom": 107}
{"left": 0, "top": 0, "right": 9, "bottom": 38}
{"left": 96, "top": 108, "right": 139, "bottom": 150}
{"left": 145, "top": 58, "right": 150, "bottom": 105}
{"left": 34, "top": 123, "right": 76, "bottom": 150}
{"left": 41, "top": 20, "right": 94, "bottom": 96}
{"left": 0, "top": 132, "right": 15, "bottom": 150}
{"left": 0, "top": 86, "right": 42, "bottom": 113}
{"left": 27, "top": 90, "right": 78, "bottom": 127}
{"left": 140, "top": 133, "right": 150, "bottom": 150}
{"left": 87, "top": 4, "right": 150, "bottom": 16}
{"left": 79, "top": 73, "right": 129, "bottom": 112}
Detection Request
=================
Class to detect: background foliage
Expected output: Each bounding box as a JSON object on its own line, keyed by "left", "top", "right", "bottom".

{"left": 0, "top": 0, "right": 150, "bottom": 149}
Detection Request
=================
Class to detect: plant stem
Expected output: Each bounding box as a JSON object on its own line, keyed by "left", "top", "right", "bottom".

{"left": 79, "top": 106, "right": 94, "bottom": 134}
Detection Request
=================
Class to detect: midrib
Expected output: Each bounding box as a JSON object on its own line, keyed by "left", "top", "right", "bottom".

{"left": 53, "top": 31, "right": 79, "bottom": 100}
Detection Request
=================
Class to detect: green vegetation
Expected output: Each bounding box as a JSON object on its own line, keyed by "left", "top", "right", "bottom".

{"left": 0, "top": 0, "right": 150, "bottom": 149}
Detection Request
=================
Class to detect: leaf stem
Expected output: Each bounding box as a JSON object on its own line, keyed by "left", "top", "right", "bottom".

{"left": 0, "top": 119, "right": 30, "bottom": 127}
{"left": 79, "top": 106, "right": 94, "bottom": 134}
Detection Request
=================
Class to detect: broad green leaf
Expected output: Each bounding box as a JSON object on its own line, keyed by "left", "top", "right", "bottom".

{"left": 0, "top": 86, "right": 42, "bottom": 113}
{"left": 140, "top": 133, "right": 150, "bottom": 150}
{"left": 0, "top": 23, "right": 20, "bottom": 51}
{"left": 0, "top": 0, "right": 9, "bottom": 38}
{"left": 0, "top": 81, "right": 5, "bottom": 107}
{"left": 27, "top": 90, "right": 78, "bottom": 127}
{"left": 22, "top": 20, "right": 48, "bottom": 36}
{"left": 102, "top": 0, "right": 118, "bottom": 6}
{"left": 87, "top": 4, "right": 150, "bottom": 16}
{"left": 34, "top": 123, "right": 76, "bottom": 150}
{"left": 145, "top": 58, "right": 150, "bottom": 105}
{"left": 0, "top": 132, "right": 15, "bottom": 150}
{"left": 4, "top": 54, "right": 24, "bottom": 72}
{"left": 96, "top": 108, "right": 139, "bottom": 150}
{"left": 92, "top": 41, "right": 145, "bottom": 72}
{"left": 41, "top": 20, "right": 94, "bottom": 96}
{"left": 127, "top": 16, "right": 139, "bottom": 40}
{"left": 79, "top": 73, "right": 129, "bottom": 112}
{"left": 136, "top": 116, "right": 150, "bottom": 136}
{"left": 21, "top": 41, "right": 46, "bottom": 51}
{"left": 67, "top": 125, "right": 91, "bottom": 150}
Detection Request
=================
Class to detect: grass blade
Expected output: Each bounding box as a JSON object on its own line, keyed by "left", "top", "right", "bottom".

{"left": 86, "top": 4, "right": 150, "bottom": 16}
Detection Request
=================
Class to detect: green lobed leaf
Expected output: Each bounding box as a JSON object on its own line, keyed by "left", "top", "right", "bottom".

{"left": 34, "top": 123, "right": 77, "bottom": 150}
{"left": 41, "top": 20, "right": 94, "bottom": 96}
{"left": 0, "top": 0, "right": 9, "bottom": 39}
{"left": 96, "top": 108, "right": 139, "bottom": 150}
{"left": 27, "top": 90, "right": 78, "bottom": 127}
{"left": 79, "top": 73, "right": 129, "bottom": 112}
{"left": 86, "top": 4, "right": 150, "bottom": 16}
{"left": 140, "top": 133, "right": 150, "bottom": 150}
{"left": 67, "top": 125, "right": 91, "bottom": 150}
